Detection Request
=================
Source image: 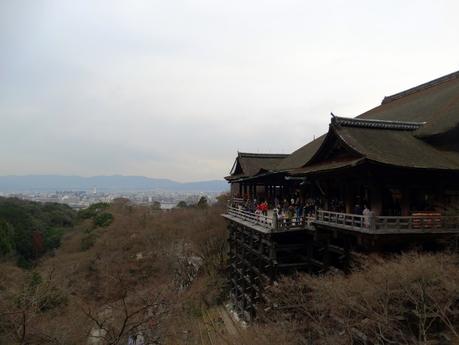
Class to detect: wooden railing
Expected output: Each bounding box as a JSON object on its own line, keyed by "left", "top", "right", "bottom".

{"left": 231, "top": 197, "right": 245, "bottom": 206}
{"left": 274, "top": 213, "right": 315, "bottom": 232}
{"left": 227, "top": 205, "right": 273, "bottom": 229}
{"left": 227, "top": 204, "right": 459, "bottom": 233}
{"left": 316, "top": 210, "right": 459, "bottom": 233}
{"left": 316, "top": 210, "right": 369, "bottom": 230}
{"left": 227, "top": 205, "right": 315, "bottom": 232}
{"left": 375, "top": 215, "right": 459, "bottom": 232}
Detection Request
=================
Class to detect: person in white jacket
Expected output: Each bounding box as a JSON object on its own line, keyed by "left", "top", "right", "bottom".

{"left": 363, "top": 205, "right": 372, "bottom": 228}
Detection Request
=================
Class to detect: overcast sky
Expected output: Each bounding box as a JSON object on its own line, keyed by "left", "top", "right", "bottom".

{"left": 1, "top": 0, "right": 458, "bottom": 181}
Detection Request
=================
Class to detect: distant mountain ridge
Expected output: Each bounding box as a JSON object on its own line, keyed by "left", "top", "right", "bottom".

{"left": 0, "top": 175, "right": 228, "bottom": 193}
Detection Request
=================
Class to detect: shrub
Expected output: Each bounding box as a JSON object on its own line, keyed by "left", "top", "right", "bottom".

{"left": 16, "top": 256, "right": 32, "bottom": 269}
{"left": 93, "top": 212, "right": 114, "bottom": 227}
{"left": 37, "top": 286, "right": 68, "bottom": 312}
{"left": 77, "top": 202, "right": 110, "bottom": 220}
{"left": 0, "top": 197, "right": 76, "bottom": 262}
{"left": 262, "top": 252, "right": 459, "bottom": 345}
{"left": 197, "top": 196, "right": 208, "bottom": 209}
{"left": 80, "top": 233, "right": 98, "bottom": 251}
{"left": 0, "top": 220, "right": 15, "bottom": 255}
{"left": 176, "top": 201, "right": 188, "bottom": 208}
{"left": 43, "top": 227, "right": 65, "bottom": 251}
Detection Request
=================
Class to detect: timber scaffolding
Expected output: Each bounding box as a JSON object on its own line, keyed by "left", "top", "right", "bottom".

{"left": 223, "top": 200, "right": 459, "bottom": 321}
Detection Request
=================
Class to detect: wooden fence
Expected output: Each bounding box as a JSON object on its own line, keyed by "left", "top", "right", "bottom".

{"left": 316, "top": 210, "right": 459, "bottom": 233}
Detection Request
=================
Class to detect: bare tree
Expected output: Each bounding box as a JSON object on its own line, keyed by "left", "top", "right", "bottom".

{"left": 82, "top": 273, "right": 168, "bottom": 345}
{"left": 0, "top": 267, "right": 66, "bottom": 345}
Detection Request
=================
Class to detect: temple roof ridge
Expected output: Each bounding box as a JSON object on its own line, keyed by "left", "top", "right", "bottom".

{"left": 381, "top": 70, "right": 459, "bottom": 105}
{"left": 237, "top": 152, "right": 288, "bottom": 158}
{"left": 331, "top": 115, "right": 425, "bottom": 131}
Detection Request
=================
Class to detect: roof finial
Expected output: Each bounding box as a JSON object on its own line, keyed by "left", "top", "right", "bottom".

{"left": 330, "top": 112, "right": 340, "bottom": 127}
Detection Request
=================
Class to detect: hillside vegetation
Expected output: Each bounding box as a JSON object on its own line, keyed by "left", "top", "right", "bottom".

{"left": 0, "top": 197, "right": 458, "bottom": 345}
{"left": 0, "top": 197, "right": 228, "bottom": 344}
{"left": 0, "top": 197, "right": 77, "bottom": 266}
{"left": 256, "top": 252, "right": 459, "bottom": 345}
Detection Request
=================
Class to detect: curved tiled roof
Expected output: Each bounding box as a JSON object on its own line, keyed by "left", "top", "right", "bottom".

{"left": 275, "top": 135, "right": 326, "bottom": 171}
{"left": 381, "top": 70, "right": 459, "bottom": 105}
{"left": 281, "top": 70, "right": 459, "bottom": 172}
{"left": 333, "top": 125, "right": 459, "bottom": 170}
{"left": 225, "top": 152, "right": 288, "bottom": 181}
{"left": 226, "top": 70, "right": 459, "bottom": 180}
{"left": 359, "top": 70, "right": 459, "bottom": 138}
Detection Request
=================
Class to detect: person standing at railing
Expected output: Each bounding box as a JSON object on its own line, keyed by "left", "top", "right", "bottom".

{"left": 295, "top": 199, "right": 303, "bottom": 225}
{"left": 282, "top": 199, "right": 289, "bottom": 216}
{"left": 304, "top": 199, "right": 312, "bottom": 217}
{"left": 362, "top": 205, "right": 373, "bottom": 228}
{"left": 286, "top": 203, "right": 295, "bottom": 227}
{"left": 253, "top": 201, "right": 261, "bottom": 223}
{"left": 244, "top": 199, "right": 249, "bottom": 211}
{"left": 261, "top": 200, "right": 268, "bottom": 216}
{"left": 272, "top": 208, "right": 279, "bottom": 231}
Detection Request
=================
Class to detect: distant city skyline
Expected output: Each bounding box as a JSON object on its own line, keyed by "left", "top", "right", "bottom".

{"left": 0, "top": 174, "right": 228, "bottom": 193}
{"left": 1, "top": 0, "right": 459, "bottom": 181}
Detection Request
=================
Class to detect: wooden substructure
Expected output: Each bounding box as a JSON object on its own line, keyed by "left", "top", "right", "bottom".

{"left": 227, "top": 220, "right": 353, "bottom": 321}
{"left": 226, "top": 217, "right": 459, "bottom": 321}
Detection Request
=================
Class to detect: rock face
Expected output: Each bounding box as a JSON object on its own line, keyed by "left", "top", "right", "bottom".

{"left": 87, "top": 328, "right": 107, "bottom": 345}
{"left": 86, "top": 307, "right": 113, "bottom": 345}
{"left": 175, "top": 254, "right": 203, "bottom": 291}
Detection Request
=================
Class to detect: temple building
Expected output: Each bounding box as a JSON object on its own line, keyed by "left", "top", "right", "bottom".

{"left": 223, "top": 70, "right": 459, "bottom": 320}
{"left": 226, "top": 70, "right": 459, "bottom": 226}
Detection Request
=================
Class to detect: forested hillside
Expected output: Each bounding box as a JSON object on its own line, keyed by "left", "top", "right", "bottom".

{"left": 0, "top": 198, "right": 77, "bottom": 266}
{"left": 0, "top": 197, "right": 458, "bottom": 345}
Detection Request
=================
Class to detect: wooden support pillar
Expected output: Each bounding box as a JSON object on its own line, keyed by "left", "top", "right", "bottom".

{"left": 306, "top": 237, "right": 313, "bottom": 274}
{"left": 323, "top": 235, "right": 331, "bottom": 270}
{"left": 343, "top": 236, "right": 351, "bottom": 273}
{"left": 269, "top": 241, "right": 277, "bottom": 282}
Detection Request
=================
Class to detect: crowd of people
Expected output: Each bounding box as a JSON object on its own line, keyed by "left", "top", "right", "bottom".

{"left": 231, "top": 193, "right": 374, "bottom": 228}
{"left": 233, "top": 194, "right": 323, "bottom": 226}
